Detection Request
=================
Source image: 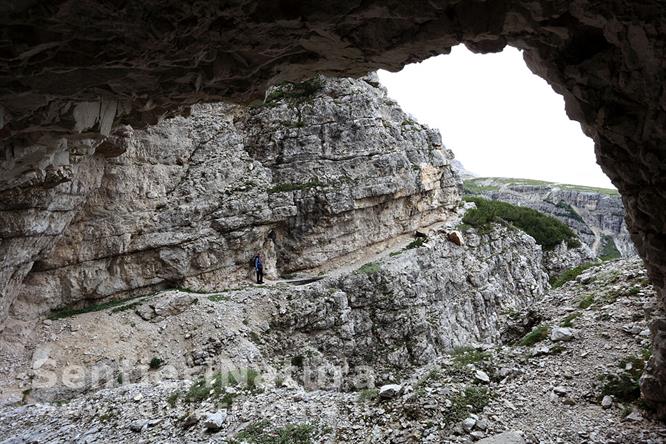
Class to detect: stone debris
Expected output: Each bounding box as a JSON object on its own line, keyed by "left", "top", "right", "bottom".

{"left": 378, "top": 384, "right": 402, "bottom": 399}
{"left": 203, "top": 411, "right": 227, "bottom": 432}
{"left": 550, "top": 327, "right": 574, "bottom": 342}
{"left": 0, "top": 255, "right": 663, "bottom": 443}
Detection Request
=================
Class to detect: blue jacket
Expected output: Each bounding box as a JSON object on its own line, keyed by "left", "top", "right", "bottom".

{"left": 254, "top": 256, "right": 263, "bottom": 270}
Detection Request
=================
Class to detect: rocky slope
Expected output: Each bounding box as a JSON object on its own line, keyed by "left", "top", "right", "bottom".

{"left": 464, "top": 177, "right": 635, "bottom": 260}
{"left": 0, "top": 225, "right": 546, "bottom": 403}
{"left": 0, "top": 255, "right": 661, "bottom": 443}
{"left": 3, "top": 75, "right": 461, "bottom": 324}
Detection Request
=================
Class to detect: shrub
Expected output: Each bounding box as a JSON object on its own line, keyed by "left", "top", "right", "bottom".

{"left": 149, "top": 357, "right": 163, "bottom": 370}
{"left": 549, "top": 262, "right": 598, "bottom": 288}
{"left": 463, "top": 197, "right": 580, "bottom": 251}
{"left": 519, "top": 324, "right": 549, "bottom": 346}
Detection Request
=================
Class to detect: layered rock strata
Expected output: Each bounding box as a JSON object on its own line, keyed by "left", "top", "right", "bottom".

{"left": 467, "top": 179, "right": 634, "bottom": 259}
{"left": 7, "top": 76, "right": 461, "bottom": 320}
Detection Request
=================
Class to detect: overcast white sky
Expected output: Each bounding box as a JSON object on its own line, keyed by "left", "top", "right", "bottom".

{"left": 378, "top": 45, "right": 615, "bottom": 189}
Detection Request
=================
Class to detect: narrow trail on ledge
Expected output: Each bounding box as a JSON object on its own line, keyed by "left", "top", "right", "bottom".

{"left": 261, "top": 219, "right": 456, "bottom": 288}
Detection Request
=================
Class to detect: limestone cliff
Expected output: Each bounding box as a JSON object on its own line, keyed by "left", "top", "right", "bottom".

{"left": 464, "top": 177, "right": 635, "bottom": 260}
{"left": 7, "top": 75, "right": 462, "bottom": 321}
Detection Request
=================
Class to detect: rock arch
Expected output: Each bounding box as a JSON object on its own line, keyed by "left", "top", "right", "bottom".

{"left": 2, "top": 0, "right": 665, "bottom": 412}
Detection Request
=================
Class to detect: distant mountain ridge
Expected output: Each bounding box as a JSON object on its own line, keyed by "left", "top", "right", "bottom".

{"left": 463, "top": 177, "right": 634, "bottom": 259}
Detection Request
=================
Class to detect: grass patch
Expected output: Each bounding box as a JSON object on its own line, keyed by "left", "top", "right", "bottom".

{"left": 357, "top": 262, "right": 380, "bottom": 274}
{"left": 598, "top": 354, "right": 648, "bottom": 403}
{"left": 358, "top": 388, "right": 379, "bottom": 402}
{"left": 405, "top": 237, "right": 427, "bottom": 249}
{"left": 166, "top": 391, "right": 179, "bottom": 407}
{"left": 231, "top": 420, "right": 316, "bottom": 444}
{"left": 519, "top": 324, "right": 549, "bottom": 346}
{"left": 444, "top": 386, "right": 493, "bottom": 424}
{"left": 452, "top": 347, "right": 491, "bottom": 368}
{"left": 578, "top": 294, "right": 595, "bottom": 309}
{"left": 110, "top": 300, "right": 144, "bottom": 313}
{"left": 463, "top": 179, "right": 499, "bottom": 194}
{"left": 463, "top": 197, "right": 580, "bottom": 251}
{"left": 268, "top": 179, "right": 323, "bottom": 194}
{"left": 560, "top": 311, "right": 581, "bottom": 327}
{"left": 549, "top": 262, "right": 598, "bottom": 288}
{"left": 184, "top": 369, "right": 261, "bottom": 404}
{"left": 207, "top": 294, "right": 229, "bottom": 303}
{"left": 48, "top": 297, "right": 144, "bottom": 320}
{"left": 465, "top": 177, "right": 619, "bottom": 196}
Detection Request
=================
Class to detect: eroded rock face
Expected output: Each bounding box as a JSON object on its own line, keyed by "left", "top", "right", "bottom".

{"left": 466, "top": 179, "right": 635, "bottom": 259}
{"left": 9, "top": 76, "right": 461, "bottom": 319}
{"left": 2, "top": 0, "right": 666, "bottom": 411}
{"left": 268, "top": 224, "right": 548, "bottom": 379}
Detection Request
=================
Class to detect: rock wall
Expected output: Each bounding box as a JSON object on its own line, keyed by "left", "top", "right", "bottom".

{"left": 467, "top": 179, "right": 635, "bottom": 259}
{"left": 266, "top": 224, "right": 548, "bottom": 381}
{"left": 8, "top": 76, "right": 461, "bottom": 320}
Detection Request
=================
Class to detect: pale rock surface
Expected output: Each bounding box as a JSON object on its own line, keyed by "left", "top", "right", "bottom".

{"left": 6, "top": 75, "right": 462, "bottom": 323}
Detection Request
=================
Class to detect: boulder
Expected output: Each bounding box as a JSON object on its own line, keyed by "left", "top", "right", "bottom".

{"left": 378, "top": 384, "right": 402, "bottom": 399}
{"left": 203, "top": 411, "right": 227, "bottom": 432}
{"left": 550, "top": 327, "right": 574, "bottom": 342}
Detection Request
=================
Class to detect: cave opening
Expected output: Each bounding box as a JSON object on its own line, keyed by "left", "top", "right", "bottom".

{"left": 378, "top": 45, "right": 613, "bottom": 189}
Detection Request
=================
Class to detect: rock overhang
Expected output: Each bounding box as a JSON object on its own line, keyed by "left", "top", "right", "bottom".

{"left": 2, "top": 0, "right": 666, "bottom": 413}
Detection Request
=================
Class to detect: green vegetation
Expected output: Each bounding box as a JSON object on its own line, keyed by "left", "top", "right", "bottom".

{"left": 519, "top": 324, "right": 549, "bottom": 346}
{"left": 599, "top": 355, "right": 647, "bottom": 402}
{"left": 452, "top": 347, "right": 491, "bottom": 368}
{"left": 464, "top": 177, "right": 619, "bottom": 196}
{"left": 110, "top": 300, "right": 145, "bottom": 313}
{"left": 183, "top": 369, "right": 261, "bottom": 404}
{"left": 166, "top": 391, "right": 179, "bottom": 407}
{"left": 358, "top": 388, "right": 379, "bottom": 402}
{"left": 48, "top": 297, "right": 146, "bottom": 320}
{"left": 405, "top": 237, "right": 427, "bottom": 249}
{"left": 552, "top": 200, "right": 584, "bottom": 223}
{"left": 599, "top": 235, "right": 621, "bottom": 261}
{"left": 231, "top": 420, "right": 316, "bottom": 444}
{"left": 463, "top": 197, "right": 580, "bottom": 251}
{"left": 149, "top": 357, "right": 163, "bottom": 370}
{"left": 268, "top": 179, "right": 323, "bottom": 194}
{"left": 578, "top": 294, "right": 595, "bottom": 309}
{"left": 357, "top": 262, "right": 381, "bottom": 274}
{"left": 207, "top": 294, "right": 229, "bottom": 303}
{"left": 549, "top": 262, "right": 598, "bottom": 288}
{"left": 444, "top": 386, "right": 493, "bottom": 423}
{"left": 560, "top": 311, "right": 581, "bottom": 327}
{"left": 463, "top": 179, "right": 499, "bottom": 194}
{"left": 264, "top": 77, "right": 324, "bottom": 106}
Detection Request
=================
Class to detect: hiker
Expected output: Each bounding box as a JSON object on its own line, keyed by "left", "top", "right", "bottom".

{"left": 253, "top": 253, "right": 264, "bottom": 284}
